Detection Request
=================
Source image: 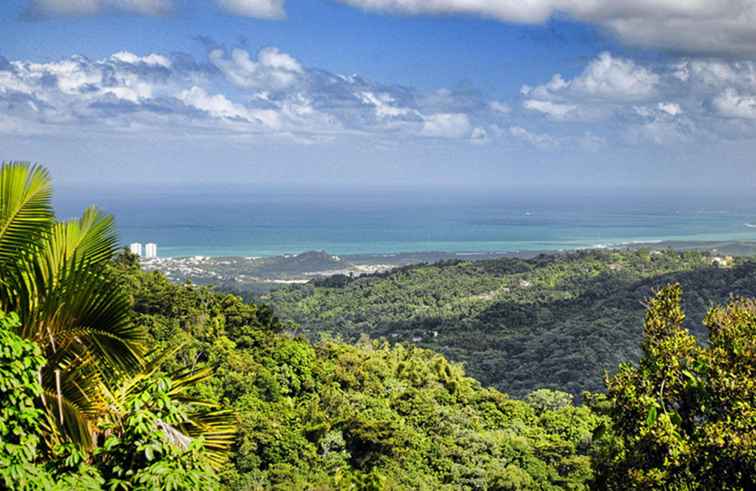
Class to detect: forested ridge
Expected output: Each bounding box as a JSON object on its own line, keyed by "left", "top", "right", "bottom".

{"left": 1, "top": 162, "right": 754, "bottom": 490}
{"left": 263, "top": 250, "right": 756, "bottom": 396}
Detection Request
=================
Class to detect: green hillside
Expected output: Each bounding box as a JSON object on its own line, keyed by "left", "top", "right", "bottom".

{"left": 263, "top": 249, "right": 756, "bottom": 396}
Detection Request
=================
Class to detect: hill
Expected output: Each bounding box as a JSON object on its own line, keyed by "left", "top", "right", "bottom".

{"left": 119, "top": 259, "right": 603, "bottom": 489}
{"left": 262, "top": 249, "right": 756, "bottom": 396}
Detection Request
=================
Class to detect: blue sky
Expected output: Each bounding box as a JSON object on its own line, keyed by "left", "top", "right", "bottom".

{"left": 1, "top": 0, "right": 756, "bottom": 190}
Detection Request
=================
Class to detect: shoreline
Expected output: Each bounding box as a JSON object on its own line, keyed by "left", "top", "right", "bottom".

{"left": 140, "top": 240, "right": 756, "bottom": 293}
{"left": 150, "top": 238, "right": 756, "bottom": 262}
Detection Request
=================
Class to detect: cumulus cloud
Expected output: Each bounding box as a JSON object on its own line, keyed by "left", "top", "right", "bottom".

{"left": 520, "top": 53, "right": 663, "bottom": 125}
{"left": 524, "top": 53, "right": 659, "bottom": 103}
{"left": 336, "top": 0, "right": 756, "bottom": 56}
{"left": 111, "top": 51, "right": 171, "bottom": 68}
{"left": 209, "top": 47, "right": 303, "bottom": 91}
{"left": 22, "top": 1, "right": 756, "bottom": 56}
{"left": 215, "top": 0, "right": 285, "bottom": 19}
{"left": 0, "top": 47, "right": 499, "bottom": 143}
{"left": 178, "top": 86, "right": 282, "bottom": 128}
{"left": 519, "top": 51, "right": 756, "bottom": 145}
{"left": 5, "top": 45, "right": 756, "bottom": 148}
{"left": 26, "top": 0, "right": 172, "bottom": 17}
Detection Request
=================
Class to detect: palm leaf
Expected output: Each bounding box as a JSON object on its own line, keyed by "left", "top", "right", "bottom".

{"left": 99, "top": 353, "right": 237, "bottom": 468}
{"left": 167, "top": 365, "right": 238, "bottom": 468}
{"left": 0, "top": 162, "right": 146, "bottom": 447}
{"left": 41, "top": 349, "right": 109, "bottom": 448}
{"left": 0, "top": 162, "right": 53, "bottom": 268}
{"left": 14, "top": 209, "right": 145, "bottom": 372}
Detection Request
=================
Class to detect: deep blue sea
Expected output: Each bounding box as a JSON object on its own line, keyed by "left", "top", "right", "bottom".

{"left": 54, "top": 186, "right": 756, "bottom": 258}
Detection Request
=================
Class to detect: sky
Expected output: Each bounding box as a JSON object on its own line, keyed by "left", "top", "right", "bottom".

{"left": 1, "top": 0, "right": 756, "bottom": 191}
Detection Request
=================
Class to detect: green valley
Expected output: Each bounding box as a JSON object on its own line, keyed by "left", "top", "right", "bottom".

{"left": 263, "top": 250, "right": 756, "bottom": 396}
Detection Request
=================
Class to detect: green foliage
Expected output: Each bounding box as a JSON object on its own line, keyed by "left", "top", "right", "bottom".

{"left": 0, "top": 161, "right": 145, "bottom": 447}
{"left": 264, "top": 250, "right": 756, "bottom": 396}
{"left": 0, "top": 309, "right": 222, "bottom": 490}
{"left": 525, "top": 389, "right": 574, "bottom": 413}
{"left": 0, "top": 311, "right": 104, "bottom": 490}
{"left": 117, "top": 264, "right": 605, "bottom": 490}
{"left": 598, "top": 284, "right": 756, "bottom": 489}
{"left": 0, "top": 310, "right": 49, "bottom": 489}
{"left": 0, "top": 163, "right": 231, "bottom": 490}
{"left": 95, "top": 376, "right": 220, "bottom": 491}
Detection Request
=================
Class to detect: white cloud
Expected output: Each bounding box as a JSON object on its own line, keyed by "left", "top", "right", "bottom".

{"left": 111, "top": 51, "right": 171, "bottom": 68}
{"left": 0, "top": 48, "right": 494, "bottom": 143}
{"left": 25, "top": 0, "right": 756, "bottom": 56}
{"left": 713, "top": 89, "right": 756, "bottom": 120}
{"left": 210, "top": 47, "right": 303, "bottom": 90}
{"left": 658, "top": 102, "right": 682, "bottom": 116}
{"left": 359, "top": 91, "right": 413, "bottom": 118}
{"left": 576, "top": 54, "right": 658, "bottom": 100}
{"left": 215, "top": 0, "right": 285, "bottom": 19}
{"left": 421, "top": 113, "right": 471, "bottom": 138}
{"left": 558, "top": 53, "right": 659, "bottom": 101}
{"left": 27, "top": 0, "right": 172, "bottom": 17}
{"left": 336, "top": 1, "right": 756, "bottom": 56}
{"left": 7, "top": 46, "right": 756, "bottom": 148}
{"left": 522, "top": 53, "right": 659, "bottom": 123}
{"left": 509, "top": 126, "right": 557, "bottom": 148}
{"left": 523, "top": 99, "right": 577, "bottom": 120}
{"left": 178, "top": 86, "right": 282, "bottom": 127}
{"left": 470, "top": 126, "right": 487, "bottom": 143}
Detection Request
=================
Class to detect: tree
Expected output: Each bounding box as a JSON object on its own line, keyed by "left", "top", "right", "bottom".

{"left": 94, "top": 375, "right": 221, "bottom": 491}
{"left": 0, "top": 161, "right": 145, "bottom": 447}
{"left": 0, "top": 310, "right": 104, "bottom": 491}
{"left": 598, "top": 283, "right": 756, "bottom": 489}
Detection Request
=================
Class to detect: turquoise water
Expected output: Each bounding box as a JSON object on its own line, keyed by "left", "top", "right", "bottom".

{"left": 55, "top": 186, "right": 756, "bottom": 257}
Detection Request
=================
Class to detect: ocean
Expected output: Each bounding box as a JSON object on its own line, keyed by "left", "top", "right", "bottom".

{"left": 54, "top": 185, "right": 756, "bottom": 258}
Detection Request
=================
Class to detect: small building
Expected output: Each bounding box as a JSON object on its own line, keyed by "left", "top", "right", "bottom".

{"left": 129, "top": 242, "right": 143, "bottom": 257}
{"left": 145, "top": 243, "right": 158, "bottom": 259}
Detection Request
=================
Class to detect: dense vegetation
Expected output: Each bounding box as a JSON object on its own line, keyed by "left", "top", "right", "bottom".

{"left": 121, "top": 258, "right": 603, "bottom": 489}
{"left": 599, "top": 284, "right": 755, "bottom": 489}
{"left": 263, "top": 250, "right": 756, "bottom": 396}
{"left": 0, "top": 162, "right": 229, "bottom": 490}
{"left": 1, "top": 162, "right": 754, "bottom": 489}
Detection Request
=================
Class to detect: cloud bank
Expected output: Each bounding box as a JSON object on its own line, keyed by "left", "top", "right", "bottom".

{"left": 338, "top": 0, "right": 756, "bottom": 56}
{"left": 0, "top": 47, "right": 490, "bottom": 144}
{"left": 3, "top": 47, "right": 756, "bottom": 149}
{"left": 23, "top": 1, "right": 756, "bottom": 56}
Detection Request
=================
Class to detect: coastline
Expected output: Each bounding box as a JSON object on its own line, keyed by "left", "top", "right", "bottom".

{"left": 140, "top": 239, "right": 756, "bottom": 293}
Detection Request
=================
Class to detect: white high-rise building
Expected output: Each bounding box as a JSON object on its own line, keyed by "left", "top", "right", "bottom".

{"left": 129, "top": 242, "right": 143, "bottom": 257}
{"left": 145, "top": 243, "right": 158, "bottom": 259}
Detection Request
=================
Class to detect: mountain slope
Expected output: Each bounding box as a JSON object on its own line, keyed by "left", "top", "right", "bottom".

{"left": 263, "top": 249, "right": 756, "bottom": 396}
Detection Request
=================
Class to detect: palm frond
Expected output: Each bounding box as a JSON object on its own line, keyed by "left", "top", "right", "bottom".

{"left": 41, "top": 350, "right": 108, "bottom": 448}
{"left": 167, "top": 365, "right": 238, "bottom": 468}
{"left": 0, "top": 162, "right": 53, "bottom": 268}
{"left": 99, "top": 356, "right": 237, "bottom": 468}
{"left": 13, "top": 213, "right": 145, "bottom": 372}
